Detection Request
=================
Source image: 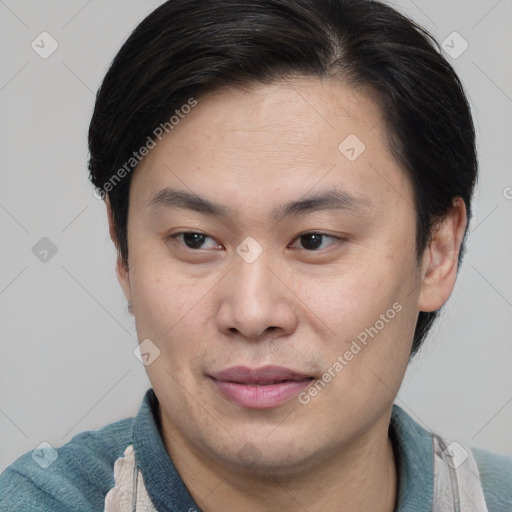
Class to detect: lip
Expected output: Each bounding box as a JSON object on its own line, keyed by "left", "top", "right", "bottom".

{"left": 209, "top": 365, "right": 314, "bottom": 409}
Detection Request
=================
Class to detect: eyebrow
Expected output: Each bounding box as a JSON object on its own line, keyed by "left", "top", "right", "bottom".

{"left": 147, "top": 187, "right": 374, "bottom": 221}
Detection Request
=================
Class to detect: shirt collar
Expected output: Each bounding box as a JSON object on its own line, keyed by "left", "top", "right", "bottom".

{"left": 390, "top": 404, "right": 434, "bottom": 511}
{"left": 132, "top": 388, "right": 198, "bottom": 512}
{"left": 132, "top": 388, "right": 434, "bottom": 511}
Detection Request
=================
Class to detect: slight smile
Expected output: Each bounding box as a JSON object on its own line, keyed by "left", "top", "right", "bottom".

{"left": 209, "top": 365, "right": 315, "bottom": 409}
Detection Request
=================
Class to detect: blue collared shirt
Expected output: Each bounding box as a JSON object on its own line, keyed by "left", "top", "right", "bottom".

{"left": 1, "top": 388, "right": 510, "bottom": 511}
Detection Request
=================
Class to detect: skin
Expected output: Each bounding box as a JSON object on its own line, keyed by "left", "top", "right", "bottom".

{"left": 106, "top": 77, "right": 467, "bottom": 511}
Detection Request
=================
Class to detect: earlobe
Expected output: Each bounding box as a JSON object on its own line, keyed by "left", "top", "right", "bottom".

{"left": 418, "top": 198, "right": 467, "bottom": 313}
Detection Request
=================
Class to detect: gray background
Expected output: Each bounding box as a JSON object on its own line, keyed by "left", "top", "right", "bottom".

{"left": 1, "top": 0, "right": 511, "bottom": 472}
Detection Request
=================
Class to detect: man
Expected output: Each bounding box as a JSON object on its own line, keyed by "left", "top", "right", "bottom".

{"left": 1, "top": 0, "right": 511, "bottom": 510}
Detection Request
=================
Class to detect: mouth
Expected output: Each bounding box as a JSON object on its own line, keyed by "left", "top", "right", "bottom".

{"left": 209, "top": 365, "right": 315, "bottom": 409}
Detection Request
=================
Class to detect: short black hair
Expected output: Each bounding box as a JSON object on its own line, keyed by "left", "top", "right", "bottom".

{"left": 88, "top": 0, "right": 478, "bottom": 356}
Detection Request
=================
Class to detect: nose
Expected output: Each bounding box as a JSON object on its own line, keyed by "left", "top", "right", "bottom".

{"left": 216, "top": 249, "right": 299, "bottom": 341}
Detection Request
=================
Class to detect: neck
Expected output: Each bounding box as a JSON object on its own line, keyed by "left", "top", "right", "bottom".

{"left": 160, "top": 408, "right": 397, "bottom": 512}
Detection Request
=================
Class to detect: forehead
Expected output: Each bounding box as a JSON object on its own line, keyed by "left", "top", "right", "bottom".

{"left": 129, "top": 77, "right": 412, "bottom": 216}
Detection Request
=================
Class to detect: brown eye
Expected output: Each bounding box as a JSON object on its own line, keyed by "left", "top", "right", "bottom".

{"left": 182, "top": 232, "right": 207, "bottom": 249}
{"left": 168, "top": 232, "right": 221, "bottom": 250}
{"left": 290, "top": 233, "right": 339, "bottom": 251}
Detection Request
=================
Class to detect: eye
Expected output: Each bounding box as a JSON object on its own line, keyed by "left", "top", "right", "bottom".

{"left": 289, "top": 232, "right": 340, "bottom": 251}
{"left": 167, "top": 232, "right": 222, "bottom": 250}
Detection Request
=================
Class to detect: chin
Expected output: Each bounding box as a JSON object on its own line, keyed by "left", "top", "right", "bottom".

{"left": 212, "top": 434, "right": 330, "bottom": 478}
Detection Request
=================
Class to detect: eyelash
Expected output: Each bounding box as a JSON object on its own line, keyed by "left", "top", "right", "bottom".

{"left": 166, "top": 231, "right": 342, "bottom": 252}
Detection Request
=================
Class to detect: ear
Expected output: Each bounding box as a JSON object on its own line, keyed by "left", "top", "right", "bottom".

{"left": 418, "top": 197, "right": 467, "bottom": 312}
{"left": 105, "top": 196, "right": 133, "bottom": 309}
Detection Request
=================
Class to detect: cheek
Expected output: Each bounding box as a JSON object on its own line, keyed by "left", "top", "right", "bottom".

{"left": 295, "top": 254, "right": 410, "bottom": 335}
{"left": 333, "top": 275, "right": 417, "bottom": 390}
{"left": 132, "top": 269, "right": 211, "bottom": 396}
{"left": 296, "top": 250, "right": 418, "bottom": 388}
{"left": 130, "top": 261, "right": 208, "bottom": 351}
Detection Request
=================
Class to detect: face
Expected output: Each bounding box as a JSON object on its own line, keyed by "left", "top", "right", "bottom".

{"left": 112, "top": 77, "right": 443, "bottom": 475}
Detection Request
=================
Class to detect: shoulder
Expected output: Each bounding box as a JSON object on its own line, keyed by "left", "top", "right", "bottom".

{"left": 472, "top": 446, "right": 512, "bottom": 511}
{"left": 390, "top": 405, "right": 512, "bottom": 510}
{"left": 0, "top": 416, "right": 135, "bottom": 512}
